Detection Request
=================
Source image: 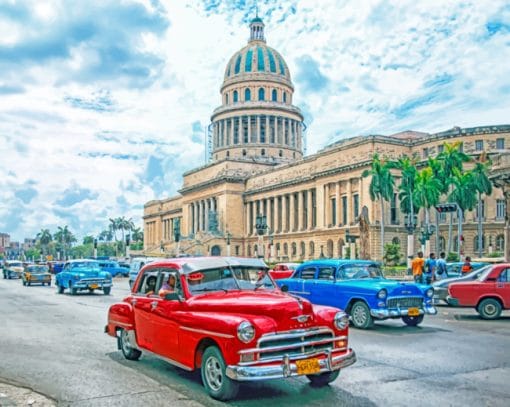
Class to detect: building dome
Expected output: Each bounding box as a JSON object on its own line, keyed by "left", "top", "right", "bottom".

{"left": 210, "top": 16, "right": 304, "bottom": 165}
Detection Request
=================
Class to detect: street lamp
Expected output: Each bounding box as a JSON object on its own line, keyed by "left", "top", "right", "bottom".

{"left": 419, "top": 222, "right": 436, "bottom": 256}
{"left": 268, "top": 230, "right": 274, "bottom": 262}
{"left": 173, "top": 218, "right": 181, "bottom": 257}
{"left": 404, "top": 213, "right": 418, "bottom": 269}
{"left": 255, "top": 214, "right": 268, "bottom": 259}
{"left": 226, "top": 231, "right": 232, "bottom": 256}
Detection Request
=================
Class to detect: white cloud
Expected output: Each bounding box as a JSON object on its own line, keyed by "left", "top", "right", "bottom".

{"left": 0, "top": 0, "right": 509, "bottom": 241}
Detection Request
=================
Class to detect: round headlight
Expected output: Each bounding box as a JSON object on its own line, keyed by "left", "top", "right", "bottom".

{"left": 426, "top": 288, "right": 434, "bottom": 298}
{"left": 334, "top": 311, "right": 349, "bottom": 330}
{"left": 377, "top": 289, "right": 387, "bottom": 299}
{"left": 237, "top": 321, "right": 255, "bottom": 343}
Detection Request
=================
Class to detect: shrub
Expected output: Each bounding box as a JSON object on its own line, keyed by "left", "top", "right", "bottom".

{"left": 447, "top": 252, "right": 460, "bottom": 262}
{"left": 384, "top": 243, "right": 401, "bottom": 266}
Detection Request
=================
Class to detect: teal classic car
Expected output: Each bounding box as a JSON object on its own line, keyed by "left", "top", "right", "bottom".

{"left": 276, "top": 259, "right": 437, "bottom": 329}
{"left": 55, "top": 259, "right": 112, "bottom": 295}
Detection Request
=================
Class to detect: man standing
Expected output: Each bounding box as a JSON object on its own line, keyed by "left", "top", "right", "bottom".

{"left": 435, "top": 252, "right": 448, "bottom": 280}
{"left": 424, "top": 253, "right": 437, "bottom": 284}
{"left": 461, "top": 256, "right": 473, "bottom": 274}
{"left": 411, "top": 251, "right": 425, "bottom": 283}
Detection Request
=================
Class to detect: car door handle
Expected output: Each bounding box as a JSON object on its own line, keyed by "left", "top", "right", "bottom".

{"left": 151, "top": 301, "right": 158, "bottom": 310}
{"left": 131, "top": 299, "right": 137, "bottom": 306}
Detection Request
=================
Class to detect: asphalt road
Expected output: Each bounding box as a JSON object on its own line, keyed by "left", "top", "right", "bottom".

{"left": 0, "top": 276, "right": 509, "bottom": 406}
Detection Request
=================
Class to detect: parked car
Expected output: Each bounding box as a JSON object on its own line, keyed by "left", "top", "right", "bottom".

{"left": 268, "top": 262, "right": 300, "bottom": 279}
{"left": 50, "top": 262, "right": 65, "bottom": 274}
{"left": 22, "top": 264, "right": 51, "bottom": 286}
{"left": 128, "top": 257, "right": 163, "bottom": 288}
{"left": 56, "top": 259, "right": 112, "bottom": 295}
{"left": 447, "top": 263, "right": 510, "bottom": 319}
{"left": 3, "top": 260, "right": 23, "bottom": 279}
{"left": 98, "top": 260, "right": 128, "bottom": 277}
{"left": 432, "top": 264, "right": 492, "bottom": 304}
{"left": 276, "top": 259, "right": 437, "bottom": 329}
{"left": 445, "top": 262, "right": 489, "bottom": 278}
{"left": 105, "top": 256, "right": 356, "bottom": 401}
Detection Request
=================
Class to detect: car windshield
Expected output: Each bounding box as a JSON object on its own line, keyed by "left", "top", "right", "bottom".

{"left": 342, "top": 264, "right": 383, "bottom": 279}
{"left": 8, "top": 262, "right": 23, "bottom": 267}
{"left": 70, "top": 261, "right": 101, "bottom": 271}
{"left": 27, "top": 265, "right": 48, "bottom": 273}
{"left": 187, "top": 266, "right": 275, "bottom": 295}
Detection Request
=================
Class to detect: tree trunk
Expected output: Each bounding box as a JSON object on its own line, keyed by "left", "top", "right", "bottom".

{"left": 380, "top": 200, "right": 385, "bottom": 261}
{"left": 447, "top": 212, "right": 453, "bottom": 255}
{"left": 435, "top": 210, "right": 440, "bottom": 254}
{"left": 477, "top": 192, "right": 483, "bottom": 258}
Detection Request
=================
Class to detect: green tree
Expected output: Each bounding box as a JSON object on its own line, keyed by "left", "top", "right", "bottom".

{"left": 414, "top": 167, "right": 441, "bottom": 235}
{"left": 54, "top": 226, "right": 76, "bottom": 260}
{"left": 383, "top": 243, "right": 401, "bottom": 266}
{"left": 131, "top": 227, "right": 143, "bottom": 242}
{"left": 362, "top": 153, "right": 395, "bottom": 260}
{"left": 36, "top": 229, "right": 52, "bottom": 256}
{"left": 83, "top": 235, "right": 94, "bottom": 245}
{"left": 471, "top": 154, "right": 493, "bottom": 257}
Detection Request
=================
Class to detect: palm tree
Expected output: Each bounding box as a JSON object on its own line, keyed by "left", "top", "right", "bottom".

{"left": 362, "top": 153, "right": 395, "bottom": 260}
{"left": 414, "top": 167, "right": 442, "bottom": 254}
{"left": 471, "top": 153, "right": 493, "bottom": 257}
{"left": 437, "top": 142, "right": 471, "bottom": 254}
{"left": 98, "top": 229, "right": 113, "bottom": 242}
{"left": 109, "top": 218, "right": 120, "bottom": 241}
{"left": 427, "top": 156, "right": 448, "bottom": 253}
{"left": 131, "top": 227, "right": 143, "bottom": 242}
{"left": 36, "top": 229, "right": 52, "bottom": 256}
{"left": 54, "top": 226, "right": 76, "bottom": 260}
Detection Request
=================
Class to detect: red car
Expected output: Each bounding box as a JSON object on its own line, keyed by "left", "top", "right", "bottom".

{"left": 269, "top": 262, "right": 300, "bottom": 279}
{"left": 105, "top": 257, "right": 356, "bottom": 401}
{"left": 447, "top": 263, "right": 510, "bottom": 319}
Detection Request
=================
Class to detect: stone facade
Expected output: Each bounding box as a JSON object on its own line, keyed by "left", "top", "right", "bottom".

{"left": 143, "top": 18, "right": 510, "bottom": 262}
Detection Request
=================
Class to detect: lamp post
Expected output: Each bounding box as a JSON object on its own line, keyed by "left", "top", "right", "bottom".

{"left": 173, "top": 218, "right": 181, "bottom": 257}
{"left": 404, "top": 213, "right": 418, "bottom": 269}
{"left": 255, "top": 214, "right": 268, "bottom": 259}
{"left": 226, "top": 231, "right": 232, "bottom": 257}
{"left": 420, "top": 222, "right": 436, "bottom": 256}
{"left": 268, "top": 230, "right": 274, "bottom": 262}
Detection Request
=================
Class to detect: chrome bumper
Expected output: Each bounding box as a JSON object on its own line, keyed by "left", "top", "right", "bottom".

{"left": 226, "top": 348, "right": 356, "bottom": 381}
{"left": 370, "top": 305, "right": 437, "bottom": 319}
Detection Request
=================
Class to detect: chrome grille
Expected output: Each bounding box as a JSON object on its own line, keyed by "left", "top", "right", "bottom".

{"left": 387, "top": 297, "right": 423, "bottom": 308}
{"left": 80, "top": 278, "right": 108, "bottom": 284}
{"left": 256, "top": 328, "right": 335, "bottom": 361}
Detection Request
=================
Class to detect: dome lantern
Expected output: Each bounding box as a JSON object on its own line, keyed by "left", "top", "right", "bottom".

{"left": 249, "top": 16, "right": 265, "bottom": 43}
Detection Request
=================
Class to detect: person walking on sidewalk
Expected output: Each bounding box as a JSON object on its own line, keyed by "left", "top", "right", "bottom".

{"left": 435, "top": 252, "right": 448, "bottom": 280}
{"left": 424, "top": 252, "right": 437, "bottom": 284}
{"left": 411, "top": 251, "right": 425, "bottom": 283}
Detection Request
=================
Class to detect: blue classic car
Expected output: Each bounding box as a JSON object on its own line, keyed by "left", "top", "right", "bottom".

{"left": 98, "top": 260, "right": 128, "bottom": 277}
{"left": 277, "top": 259, "right": 437, "bottom": 329}
{"left": 56, "top": 259, "right": 112, "bottom": 295}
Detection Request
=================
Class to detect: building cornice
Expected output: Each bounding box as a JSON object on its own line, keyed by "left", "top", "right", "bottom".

{"left": 211, "top": 101, "right": 303, "bottom": 121}
{"left": 221, "top": 73, "right": 294, "bottom": 92}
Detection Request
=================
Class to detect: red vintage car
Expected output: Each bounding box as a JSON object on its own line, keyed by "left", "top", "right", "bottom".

{"left": 105, "top": 257, "right": 356, "bottom": 401}
{"left": 269, "top": 262, "right": 300, "bottom": 279}
{"left": 447, "top": 263, "right": 510, "bottom": 319}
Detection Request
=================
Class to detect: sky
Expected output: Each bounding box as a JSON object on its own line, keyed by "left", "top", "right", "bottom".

{"left": 0, "top": 0, "right": 509, "bottom": 242}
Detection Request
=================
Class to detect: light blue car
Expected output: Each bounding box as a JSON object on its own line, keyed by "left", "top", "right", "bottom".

{"left": 56, "top": 259, "right": 112, "bottom": 295}
{"left": 276, "top": 259, "right": 436, "bottom": 329}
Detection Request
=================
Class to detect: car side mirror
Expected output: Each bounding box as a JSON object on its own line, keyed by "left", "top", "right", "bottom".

{"left": 280, "top": 284, "right": 289, "bottom": 292}
{"left": 164, "top": 292, "right": 181, "bottom": 301}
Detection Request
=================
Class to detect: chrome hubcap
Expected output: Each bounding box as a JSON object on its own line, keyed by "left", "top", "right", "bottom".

{"left": 205, "top": 355, "right": 223, "bottom": 391}
{"left": 121, "top": 330, "right": 131, "bottom": 354}
{"left": 353, "top": 306, "right": 367, "bottom": 325}
{"left": 484, "top": 304, "right": 496, "bottom": 315}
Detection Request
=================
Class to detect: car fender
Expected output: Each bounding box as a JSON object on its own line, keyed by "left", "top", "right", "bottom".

{"left": 476, "top": 295, "right": 506, "bottom": 310}
{"left": 107, "top": 302, "right": 135, "bottom": 337}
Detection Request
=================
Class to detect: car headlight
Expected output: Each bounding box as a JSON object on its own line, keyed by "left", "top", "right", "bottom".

{"left": 426, "top": 288, "right": 434, "bottom": 298}
{"left": 377, "top": 289, "right": 387, "bottom": 299}
{"left": 334, "top": 311, "right": 349, "bottom": 330}
{"left": 237, "top": 321, "right": 255, "bottom": 343}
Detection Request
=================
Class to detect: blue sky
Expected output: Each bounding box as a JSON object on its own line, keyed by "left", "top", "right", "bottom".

{"left": 0, "top": 0, "right": 509, "bottom": 242}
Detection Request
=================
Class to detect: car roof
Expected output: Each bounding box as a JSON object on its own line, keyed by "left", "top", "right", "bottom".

{"left": 146, "top": 256, "right": 268, "bottom": 275}
{"left": 298, "top": 259, "right": 379, "bottom": 267}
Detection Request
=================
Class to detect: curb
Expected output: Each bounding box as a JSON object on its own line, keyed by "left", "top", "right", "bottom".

{"left": 0, "top": 380, "right": 55, "bottom": 407}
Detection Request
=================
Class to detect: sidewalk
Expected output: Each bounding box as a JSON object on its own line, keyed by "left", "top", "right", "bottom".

{"left": 0, "top": 380, "right": 55, "bottom": 407}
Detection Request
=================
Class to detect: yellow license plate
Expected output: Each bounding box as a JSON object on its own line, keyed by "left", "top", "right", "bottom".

{"left": 296, "top": 358, "right": 321, "bottom": 375}
{"left": 89, "top": 284, "right": 99, "bottom": 289}
{"left": 408, "top": 307, "right": 420, "bottom": 316}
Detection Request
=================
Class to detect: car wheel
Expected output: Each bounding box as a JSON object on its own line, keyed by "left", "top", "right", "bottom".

{"left": 48, "top": 281, "right": 51, "bottom": 286}
{"left": 22, "top": 280, "right": 26, "bottom": 286}
{"left": 119, "top": 328, "right": 141, "bottom": 361}
{"left": 70, "top": 282, "right": 78, "bottom": 295}
{"left": 57, "top": 283, "right": 64, "bottom": 294}
{"left": 402, "top": 315, "right": 424, "bottom": 326}
{"left": 27, "top": 281, "right": 31, "bottom": 286}
{"left": 201, "top": 346, "right": 239, "bottom": 401}
{"left": 350, "top": 301, "right": 374, "bottom": 329}
{"left": 103, "top": 287, "right": 111, "bottom": 295}
{"left": 478, "top": 298, "right": 502, "bottom": 320}
{"left": 307, "top": 370, "right": 340, "bottom": 386}
{"left": 88, "top": 288, "right": 95, "bottom": 294}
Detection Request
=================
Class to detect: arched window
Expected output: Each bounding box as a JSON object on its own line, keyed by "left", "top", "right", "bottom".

{"left": 279, "top": 149, "right": 283, "bottom": 157}
{"left": 392, "top": 237, "right": 400, "bottom": 245}
{"left": 247, "top": 245, "right": 251, "bottom": 256}
{"left": 283, "top": 92, "right": 287, "bottom": 103}
{"left": 338, "top": 239, "right": 345, "bottom": 258}
{"left": 283, "top": 243, "right": 288, "bottom": 255}
{"left": 474, "top": 235, "right": 486, "bottom": 252}
{"left": 226, "top": 151, "right": 230, "bottom": 157}
{"left": 439, "top": 236, "right": 446, "bottom": 251}
{"left": 453, "top": 235, "right": 458, "bottom": 252}
{"left": 309, "top": 241, "right": 315, "bottom": 258}
{"left": 292, "top": 242, "right": 297, "bottom": 256}
{"left": 242, "top": 149, "right": 247, "bottom": 156}
{"left": 496, "top": 234, "right": 504, "bottom": 251}
{"left": 300, "top": 241, "right": 306, "bottom": 257}
{"left": 272, "top": 89, "right": 277, "bottom": 101}
{"left": 225, "top": 94, "right": 229, "bottom": 104}
{"left": 261, "top": 149, "right": 265, "bottom": 156}
{"left": 245, "top": 88, "right": 251, "bottom": 101}
{"left": 327, "top": 239, "right": 334, "bottom": 258}
{"left": 234, "top": 54, "right": 242, "bottom": 74}
{"left": 233, "top": 90, "right": 238, "bottom": 103}
{"left": 258, "top": 88, "right": 265, "bottom": 101}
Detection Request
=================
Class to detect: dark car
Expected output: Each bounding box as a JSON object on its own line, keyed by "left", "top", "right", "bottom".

{"left": 98, "top": 260, "right": 128, "bottom": 277}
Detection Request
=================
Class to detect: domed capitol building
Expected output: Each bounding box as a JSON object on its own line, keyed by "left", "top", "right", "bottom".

{"left": 143, "top": 17, "right": 510, "bottom": 262}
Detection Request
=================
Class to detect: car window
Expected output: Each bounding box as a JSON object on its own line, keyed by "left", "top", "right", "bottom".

{"left": 318, "top": 267, "right": 335, "bottom": 280}
{"left": 499, "top": 269, "right": 510, "bottom": 282}
{"left": 300, "top": 267, "right": 316, "bottom": 280}
{"left": 137, "top": 271, "right": 159, "bottom": 295}
{"left": 156, "top": 268, "right": 181, "bottom": 297}
{"left": 340, "top": 264, "right": 383, "bottom": 279}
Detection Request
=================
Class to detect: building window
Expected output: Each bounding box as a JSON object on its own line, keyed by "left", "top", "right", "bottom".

{"left": 234, "top": 54, "right": 242, "bottom": 74}
{"left": 438, "top": 144, "right": 444, "bottom": 154}
{"left": 497, "top": 199, "right": 506, "bottom": 219}
{"left": 242, "top": 149, "right": 247, "bottom": 156}
{"left": 258, "top": 88, "right": 265, "bottom": 101}
{"left": 439, "top": 236, "right": 446, "bottom": 251}
{"left": 283, "top": 92, "right": 287, "bottom": 103}
{"left": 331, "top": 198, "right": 336, "bottom": 226}
{"left": 392, "top": 237, "right": 400, "bottom": 245}
{"left": 283, "top": 243, "right": 288, "bottom": 255}
{"left": 243, "top": 116, "right": 248, "bottom": 143}
{"left": 226, "top": 151, "right": 230, "bottom": 157}
{"left": 475, "top": 140, "right": 483, "bottom": 151}
{"left": 496, "top": 138, "right": 505, "bottom": 149}
{"left": 475, "top": 200, "right": 485, "bottom": 220}
{"left": 225, "top": 94, "right": 229, "bottom": 104}
{"left": 474, "top": 235, "right": 485, "bottom": 251}
{"left": 245, "top": 49, "right": 253, "bottom": 72}
{"left": 423, "top": 147, "right": 429, "bottom": 158}
{"left": 439, "top": 211, "right": 447, "bottom": 222}
{"left": 279, "top": 149, "right": 283, "bottom": 157}
{"left": 235, "top": 245, "right": 240, "bottom": 256}
{"left": 390, "top": 193, "right": 398, "bottom": 224}
{"left": 353, "top": 194, "right": 359, "bottom": 220}
{"left": 309, "top": 241, "right": 315, "bottom": 257}
{"left": 272, "top": 89, "right": 277, "bottom": 101}
{"left": 291, "top": 242, "right": 297, "bottom": 256}
{"left": 261, "top": 149, "right": 265, "bottom": 156}
{"left": 300, "top": 241, "right": 305, "bottom": 256}
{"left": 245, "top": 88, "right": 251, "bottom": 101}
{"left": 233, "top": 90, "right": 238, "bottom": 103}
{"left": 342, "top": 196, "right": 348, "bottom": 225}
{"left": 496, "top": 234, "right": 504, "bottom": 251}
{"left": 458, "top": 142, "right": 464, "bottom": 153}
{"left": 257, "top": 46, "right": 265, "bottom": 71}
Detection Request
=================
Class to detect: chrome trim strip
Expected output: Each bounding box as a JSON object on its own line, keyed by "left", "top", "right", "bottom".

{"left": 226, "top": 349, "right": 357, "bottom": 381}
{"left": 258, "top": 327, "right": 333, "bottom": 341}
{"left": 238, "top": 346, "right": 349, "bottom": 366}
{"left": 181, "top": 326, "right": 235, "bottom": 339}
{"left": 240, "top": 335, "right": 347, "bottom": 355}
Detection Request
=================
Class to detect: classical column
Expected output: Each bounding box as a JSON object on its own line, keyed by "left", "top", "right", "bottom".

{"left": 336, "top": 182, "right": 341, "bottom": 227}
{"left": 257, "top": 116, "right": 261, "bottom": 143}
{"left": 298, "top": 190, "right": 304, "bottom": 230}
{"left": 194, "top": 202, "right": 199, "bottom": 234}
{"left": 247, "top": 115, "right": 251, "bottom": 144}
{"left": 274, "top": 196, "right": 281, "bottom": 233}
{"left": 289, "top": 193, "right": 295, "bottom": 232}
{"left": 282, "top": 118, "right": 287, "bottom": 145}
{"left": 204, "top": 199, "right": 210, "bottom": 232}
{"left": 346, "top": 179, "right": 352, "bottom": 225}
{"left": 307, "top": 189, "right": 313, "bottom": 230}
{"left": 266, "top": 115, "right": 270, "bottom": 144}
{"left": 316, "top": 184, "right": 325, "bottom": 228}
{"left": 282, "top": 195, "right": 288, "bottom": 232}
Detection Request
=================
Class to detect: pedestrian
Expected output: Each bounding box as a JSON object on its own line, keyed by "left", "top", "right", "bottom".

{"left": 461, "top": 256, "right": 473, "bottom": 274}
{"left": 411, "top": 251, "right": 425, "bottom": 284}
{"left": 424, "top": 252, "right": 436, "bottom": 284}
{"left": 435, "top": 252, "right": 448, "bottom": 280}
